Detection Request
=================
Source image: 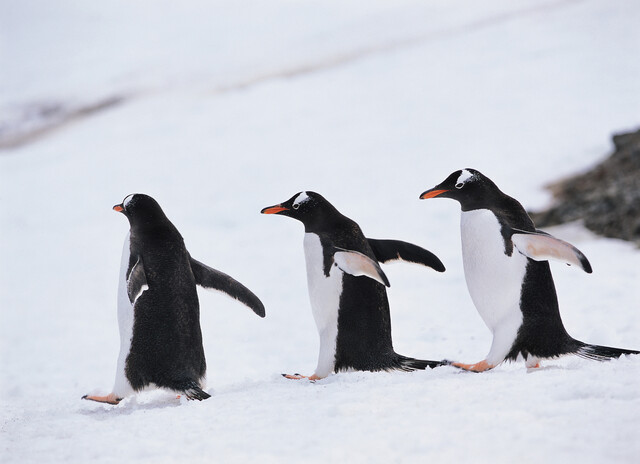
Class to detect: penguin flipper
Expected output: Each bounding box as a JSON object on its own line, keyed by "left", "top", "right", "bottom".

{"left": 511, "top": 229, "right": 592, "bottom": 273}
{"left": 127, "top": 257, "right": 148, "bottom": 304}
{"left": 189, "top": 257, "right": 266, "bottom": 317}
{"left": 332, "top": 247, "right": 390, "bottom": 287}
{"left": 367, "top": 238, "right": 446, "bottom": 272}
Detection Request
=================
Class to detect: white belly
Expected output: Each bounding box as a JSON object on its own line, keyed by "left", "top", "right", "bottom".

{"left": 112, "top": 232, "right": 135, "bottom": 397}
{"left": 303, "top": 233, "right": 343, "bottom": 378}
{"left": 461, "top": 210, "right": 525, "bottom": 364}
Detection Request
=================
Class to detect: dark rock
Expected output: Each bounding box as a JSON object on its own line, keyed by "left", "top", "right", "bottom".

{"left": 530, "top": 128, "right": 640, "bottom": 246}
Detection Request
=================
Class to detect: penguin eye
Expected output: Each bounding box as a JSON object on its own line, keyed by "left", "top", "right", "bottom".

{"left": 292, "top": 203, "right": 300, "bottom": 210}
{"left": 455, "top": 182, "right": 464, "bottom": 189}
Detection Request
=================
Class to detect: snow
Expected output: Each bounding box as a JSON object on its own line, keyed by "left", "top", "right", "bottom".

{"left": 1, "top": 0, "right": 639, "bottom": 463}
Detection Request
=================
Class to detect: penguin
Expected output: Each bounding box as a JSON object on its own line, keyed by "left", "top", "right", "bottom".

{"left": 420, "top": 168, "right": 639, "bottom": 371}
{"left": 83, "top": 193, "right": 265, "bottom": 404}
{"left": 261, "top": 191, "right": 447, "bottom": 380}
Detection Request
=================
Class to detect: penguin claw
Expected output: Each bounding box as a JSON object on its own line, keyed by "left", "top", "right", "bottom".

{"left": 81, "top": 393, "right": 122, "bottom": 405}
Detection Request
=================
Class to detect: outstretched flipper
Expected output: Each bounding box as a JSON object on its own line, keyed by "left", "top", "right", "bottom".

{"left": 190, "top": 257, "right": 266, "bottom": 317}
{"left": 330, "top": 247, "right": 390, "bottom": 287}
{"left": 367, "top": 238, "right": 445, "bottom": 272}
{"left": 510, "top": 228, "right": 592, "bottom": 273}
{"left": 126, "top": 256, "right": 148, "bottom": 304}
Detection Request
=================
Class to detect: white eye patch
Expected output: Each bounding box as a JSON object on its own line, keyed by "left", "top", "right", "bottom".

{"left": 123, "top": 194, "right": 136, "bottom": 208}
{"left": 293, "top": 191, "right": 310, "bottom": 209}
{"left": 456, "top": 170, "right": 474, "bottom": 188}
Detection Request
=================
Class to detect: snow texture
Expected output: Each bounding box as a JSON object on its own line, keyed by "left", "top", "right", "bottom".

{"left": 1, "top": 1, "right": 639, "bottom": 463}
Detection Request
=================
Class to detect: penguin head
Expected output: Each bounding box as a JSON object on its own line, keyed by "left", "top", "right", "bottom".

{"left": 420, "top": 168, "right": 498, "bottom": 211}
{"left": 113, "top": 193, "right": 169, "bottom": 228}
{"left": 261, "top": 191, "right": 336, "bottom": 228}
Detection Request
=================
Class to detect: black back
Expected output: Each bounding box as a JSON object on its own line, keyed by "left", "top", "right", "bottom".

{"left": 116, "top": 194, "right": 206, "bottom": 391}
{"left": 425, "top": 170, "right": 580, "bottom": 359}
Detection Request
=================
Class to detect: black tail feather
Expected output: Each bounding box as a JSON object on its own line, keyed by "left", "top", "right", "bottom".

{"left": 394, "top": 354, "right": 449, "bottom": 371}
{"left": 575, "top": 342, "right": 639, "bottom": 361}
{"left": 176, "top": 380, "right": 211, "bottom": 401}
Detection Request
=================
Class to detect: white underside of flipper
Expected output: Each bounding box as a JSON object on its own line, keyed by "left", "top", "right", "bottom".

{"left": 511, "top": 231, "right": 591, "bottom": 272}
{"left": 303, "top": 233, "right": 343, "bottom": 378}
{"left": 333, "top": 249, "right": 389, "bottom": 286}
{"left": 461, "top": 210, "right": 525, "bottom": 366}
{"left": 112, "top": 232, "right": 135, "bottom": 398}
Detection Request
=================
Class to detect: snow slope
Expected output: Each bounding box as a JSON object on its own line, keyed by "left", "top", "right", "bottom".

{"left": 1, "top": 1, "right": 639, "bottom": 463}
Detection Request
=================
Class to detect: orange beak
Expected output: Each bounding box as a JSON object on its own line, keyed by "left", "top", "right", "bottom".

{"left": 261, "top": 205, "right": 288, "bottom": 214}
{"left": 113, "top": 204, "right": 124, "bottom": 212}
{"left": 420, "top": 189, "right": 448, "bottom": 199}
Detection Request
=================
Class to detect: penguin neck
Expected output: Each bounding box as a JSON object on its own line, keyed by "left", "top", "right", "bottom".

{"left": 130, "top": 216, "right": 182, "bottom": 240}
{"left": 461, "top": 193, "right": 535, "bottom": 231}
{"left": 303, "top": 208, "right": 351, "bottom": 234}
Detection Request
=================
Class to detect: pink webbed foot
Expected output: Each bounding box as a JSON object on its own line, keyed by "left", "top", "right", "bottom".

{"left": 82, "top": 392, "right": 122, "bottom": 405}
{"left": 451, "top": 360, "right": 494, "bottom": 373}
{"left": 282, "top": 373, "right": 323, "bottom": 381}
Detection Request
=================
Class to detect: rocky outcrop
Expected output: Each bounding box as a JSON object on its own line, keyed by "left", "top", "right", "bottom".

{"left": 531, "top": 129, "right": 640, "bottom": 246}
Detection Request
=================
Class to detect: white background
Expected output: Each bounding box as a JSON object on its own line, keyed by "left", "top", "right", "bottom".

{"left": 1, "top": 1, "right": 639, "bottom": 462}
